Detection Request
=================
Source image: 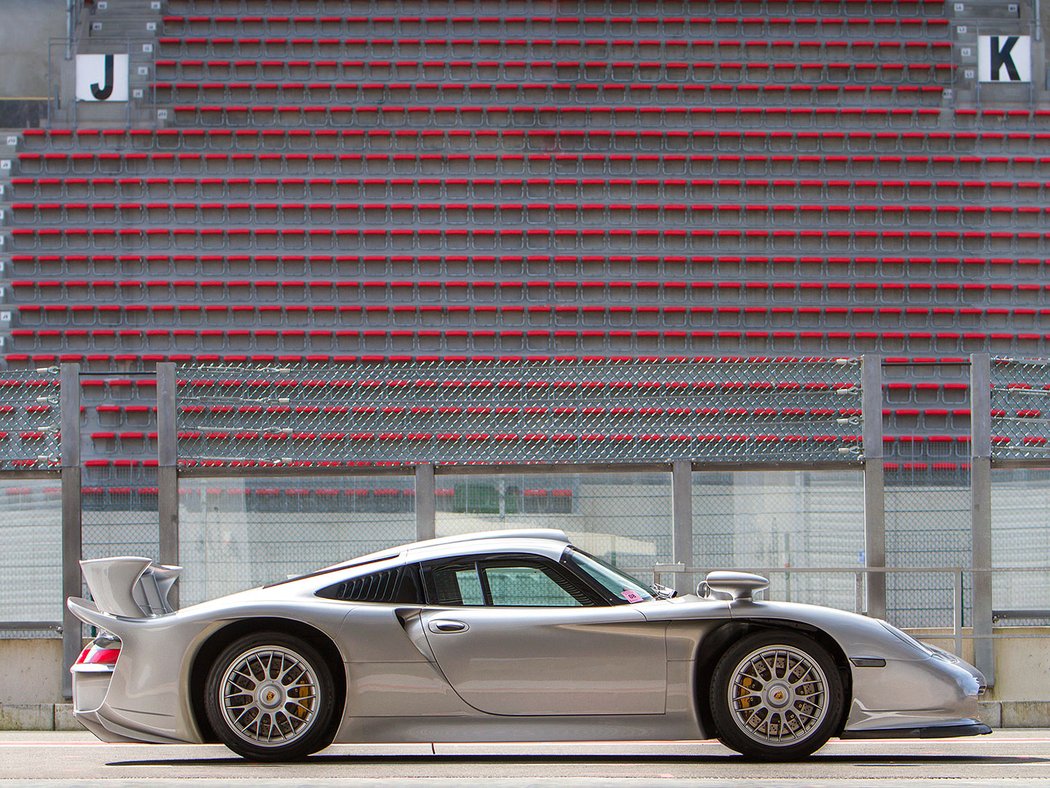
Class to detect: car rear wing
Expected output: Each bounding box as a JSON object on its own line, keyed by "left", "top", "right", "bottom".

{"left": 79, "top": 557, "right": 182, "bottom": 618}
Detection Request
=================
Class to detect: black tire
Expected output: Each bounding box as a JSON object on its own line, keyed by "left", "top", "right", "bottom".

{"left": 204, "top": 631, "right": 336, "bottom": 761}
{"left": 709, "top": 629, "right": 843, "bottom": 761}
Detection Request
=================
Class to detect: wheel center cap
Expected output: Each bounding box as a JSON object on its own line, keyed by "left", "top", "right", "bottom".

{"left": 767, "top": 683, "right": 791, "bottom": 708}
{"left": 258, "top": 683, "right": 283, "bottom": 710}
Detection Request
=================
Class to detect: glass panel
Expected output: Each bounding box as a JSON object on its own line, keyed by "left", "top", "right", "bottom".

{"left": 991, "top": 468, "right": 1050, "bottom": 623}
{"left": 484, "top": 565, "right": 581, "bottom": 607}
{"left": 434, "top": 471, "right": 673, "bottom": 581}
{"left": 0, "top": 479, "right": 63, "bottom": 626}
{"left": 431, "top": 564, "right": 485, "bottom": 606}
{"left": 455, "top": 568, "right": 485, "bottom": 605}
{"left": 568, "top": 547, "right": 653, "bottom": 603}
{"left": 178, "top": 475, "right": 415, "bottom": 606}
{"left": 884, "top": 465, "right": 971, "bottom": 628}
{"left": 692, "top": 470, "right": 864, "bottom": 612}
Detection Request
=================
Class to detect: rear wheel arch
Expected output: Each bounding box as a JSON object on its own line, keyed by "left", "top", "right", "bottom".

{"left": 693, "top": 619, "right": 853, "bottom": 740}
{"left": 189, "top": 617, "right": 347, "bottom": 745}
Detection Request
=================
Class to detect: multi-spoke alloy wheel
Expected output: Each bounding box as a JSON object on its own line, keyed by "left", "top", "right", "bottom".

{"left": 220, "top": 645, "right": 319, "bottom": 746}
{"left": 710, "top": 630, "right": 843, "bottom": 760}
{"left": 205, "top": 632, "right": 336, "bottom": 761}
{"left": 727, "top": 644, "right": 828, "bottom": 744}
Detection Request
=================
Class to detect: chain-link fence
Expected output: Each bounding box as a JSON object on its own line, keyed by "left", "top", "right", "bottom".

{"left": 172, "top": 358, "right": 862, "bottom": 604}
{"left": 3, "top": 356, "right": 1050, "bottom": 687}
{"left": 175, "top": 358, "right": 863, "bottom": 467}
{"left": 0, "top": 370, "right": 61, "bottom": 470}
{"left": 0, "top": 369, "right": 62, "bottom": 633}
{"left": 984, "top": 358, "right": 1050, "bottom": 624}
{"left": 990, "top": 357, "right": 1050, "bottom": 462}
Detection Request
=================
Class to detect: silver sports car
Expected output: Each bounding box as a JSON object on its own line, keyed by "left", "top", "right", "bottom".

{"left": 68, "top": 528, "right": 989, "bottom": 761}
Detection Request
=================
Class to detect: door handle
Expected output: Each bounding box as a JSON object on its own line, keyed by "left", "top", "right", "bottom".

{"left": 428, "top": 619, "right": 469, "bottom": 634}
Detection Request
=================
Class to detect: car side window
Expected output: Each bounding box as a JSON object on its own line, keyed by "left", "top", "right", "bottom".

{"left": 424, "top": 555, "right": 600, "bottom": 607}
{"left": 484, "top": 564, "right": 582, "bottom": 607}
{"left": 429, "top": 562, "right": 486, "bottom": 606}
{"left": 315, "top": 564, "right": 424, "bottom": 604}
{"left": 450, "top": 566, "right": 486, "bottom": 606}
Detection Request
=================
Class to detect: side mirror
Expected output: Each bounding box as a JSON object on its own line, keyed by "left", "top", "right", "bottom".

{"left": 696, "top": 580, "right": 726, "bottom": 600}
{"left": 699, "top": 571, "right": 769, "bottom": 602}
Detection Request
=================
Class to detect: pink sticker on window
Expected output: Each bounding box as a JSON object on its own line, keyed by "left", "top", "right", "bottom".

{"left": 622, "top": 589, "right": 643, "bottom": 603}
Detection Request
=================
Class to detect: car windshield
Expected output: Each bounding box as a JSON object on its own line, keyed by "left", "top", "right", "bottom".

{"left": 566, "top": 547, "right": 655, "bottom": 604}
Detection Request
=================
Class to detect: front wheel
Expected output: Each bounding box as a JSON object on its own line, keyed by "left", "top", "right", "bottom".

{"left": 709, "top": 629, "right": 844, "bottom": 760}
{"left": 204, "top": 632, "right": 336, "bottom": 761}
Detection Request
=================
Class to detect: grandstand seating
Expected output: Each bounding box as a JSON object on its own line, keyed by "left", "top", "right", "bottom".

{"left": 1, "top": 0, "right": 1045, "bottom": 475}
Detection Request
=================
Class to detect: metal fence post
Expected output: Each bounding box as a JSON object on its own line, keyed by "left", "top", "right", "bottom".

{"left": 156, "top": 363, "right": 179, "bottom": 606}
{"left": 861, "top": 355, "right": 886, "bottom": 619}
{"left": 672, "top": 460, "right": 694, "bottom": 591}
{"left": 415, "top": 463, "right": 436, "bottom": 542}
{"left": 970, "top": 353, "right": 995, "bottom": 686}
{"left": 60, "top": 363, "right": 82, "bottom": 699}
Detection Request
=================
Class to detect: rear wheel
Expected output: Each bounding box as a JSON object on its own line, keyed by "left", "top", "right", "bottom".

{"left": 204, "top": 632, "right": 336, "bottom": 761}
{"left": 709, "top": 630, "right": 843, "bottom": 760}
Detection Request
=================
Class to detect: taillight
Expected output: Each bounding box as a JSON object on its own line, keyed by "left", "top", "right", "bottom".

{"left": 75, "top": 635, "right": 121, "bottom": 666}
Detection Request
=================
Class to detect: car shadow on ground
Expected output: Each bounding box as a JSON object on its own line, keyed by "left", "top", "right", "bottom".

{"left": 108, "top": 753, "right": 1050, "bottom": 768}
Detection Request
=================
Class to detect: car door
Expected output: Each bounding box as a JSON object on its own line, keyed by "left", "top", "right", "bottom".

{"left": 418, "top": 554, "right": 667, "bottom": 716}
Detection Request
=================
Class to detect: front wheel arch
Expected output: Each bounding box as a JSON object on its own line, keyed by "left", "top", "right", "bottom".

{"left": 189, "top": 618, "right": 346, "bottom": 746}
{"left": 694, "top": 620, "right": 852, "bottom": 742}
{"left": 708, "top": 628, "right": 846, "bottom": 759}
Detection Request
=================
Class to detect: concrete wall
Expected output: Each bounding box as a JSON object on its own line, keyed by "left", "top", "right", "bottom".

{"left": 0, "top": 638, "right": 63, "bottom": 704}
{"left": 4, "top": 628, "right": 1050, "bottom": 730}
{"left": 0, "top": 0, "right": 66, "bottom": 99}
{"left": 0, "top": 0, "right": 65, "bottom": 127}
